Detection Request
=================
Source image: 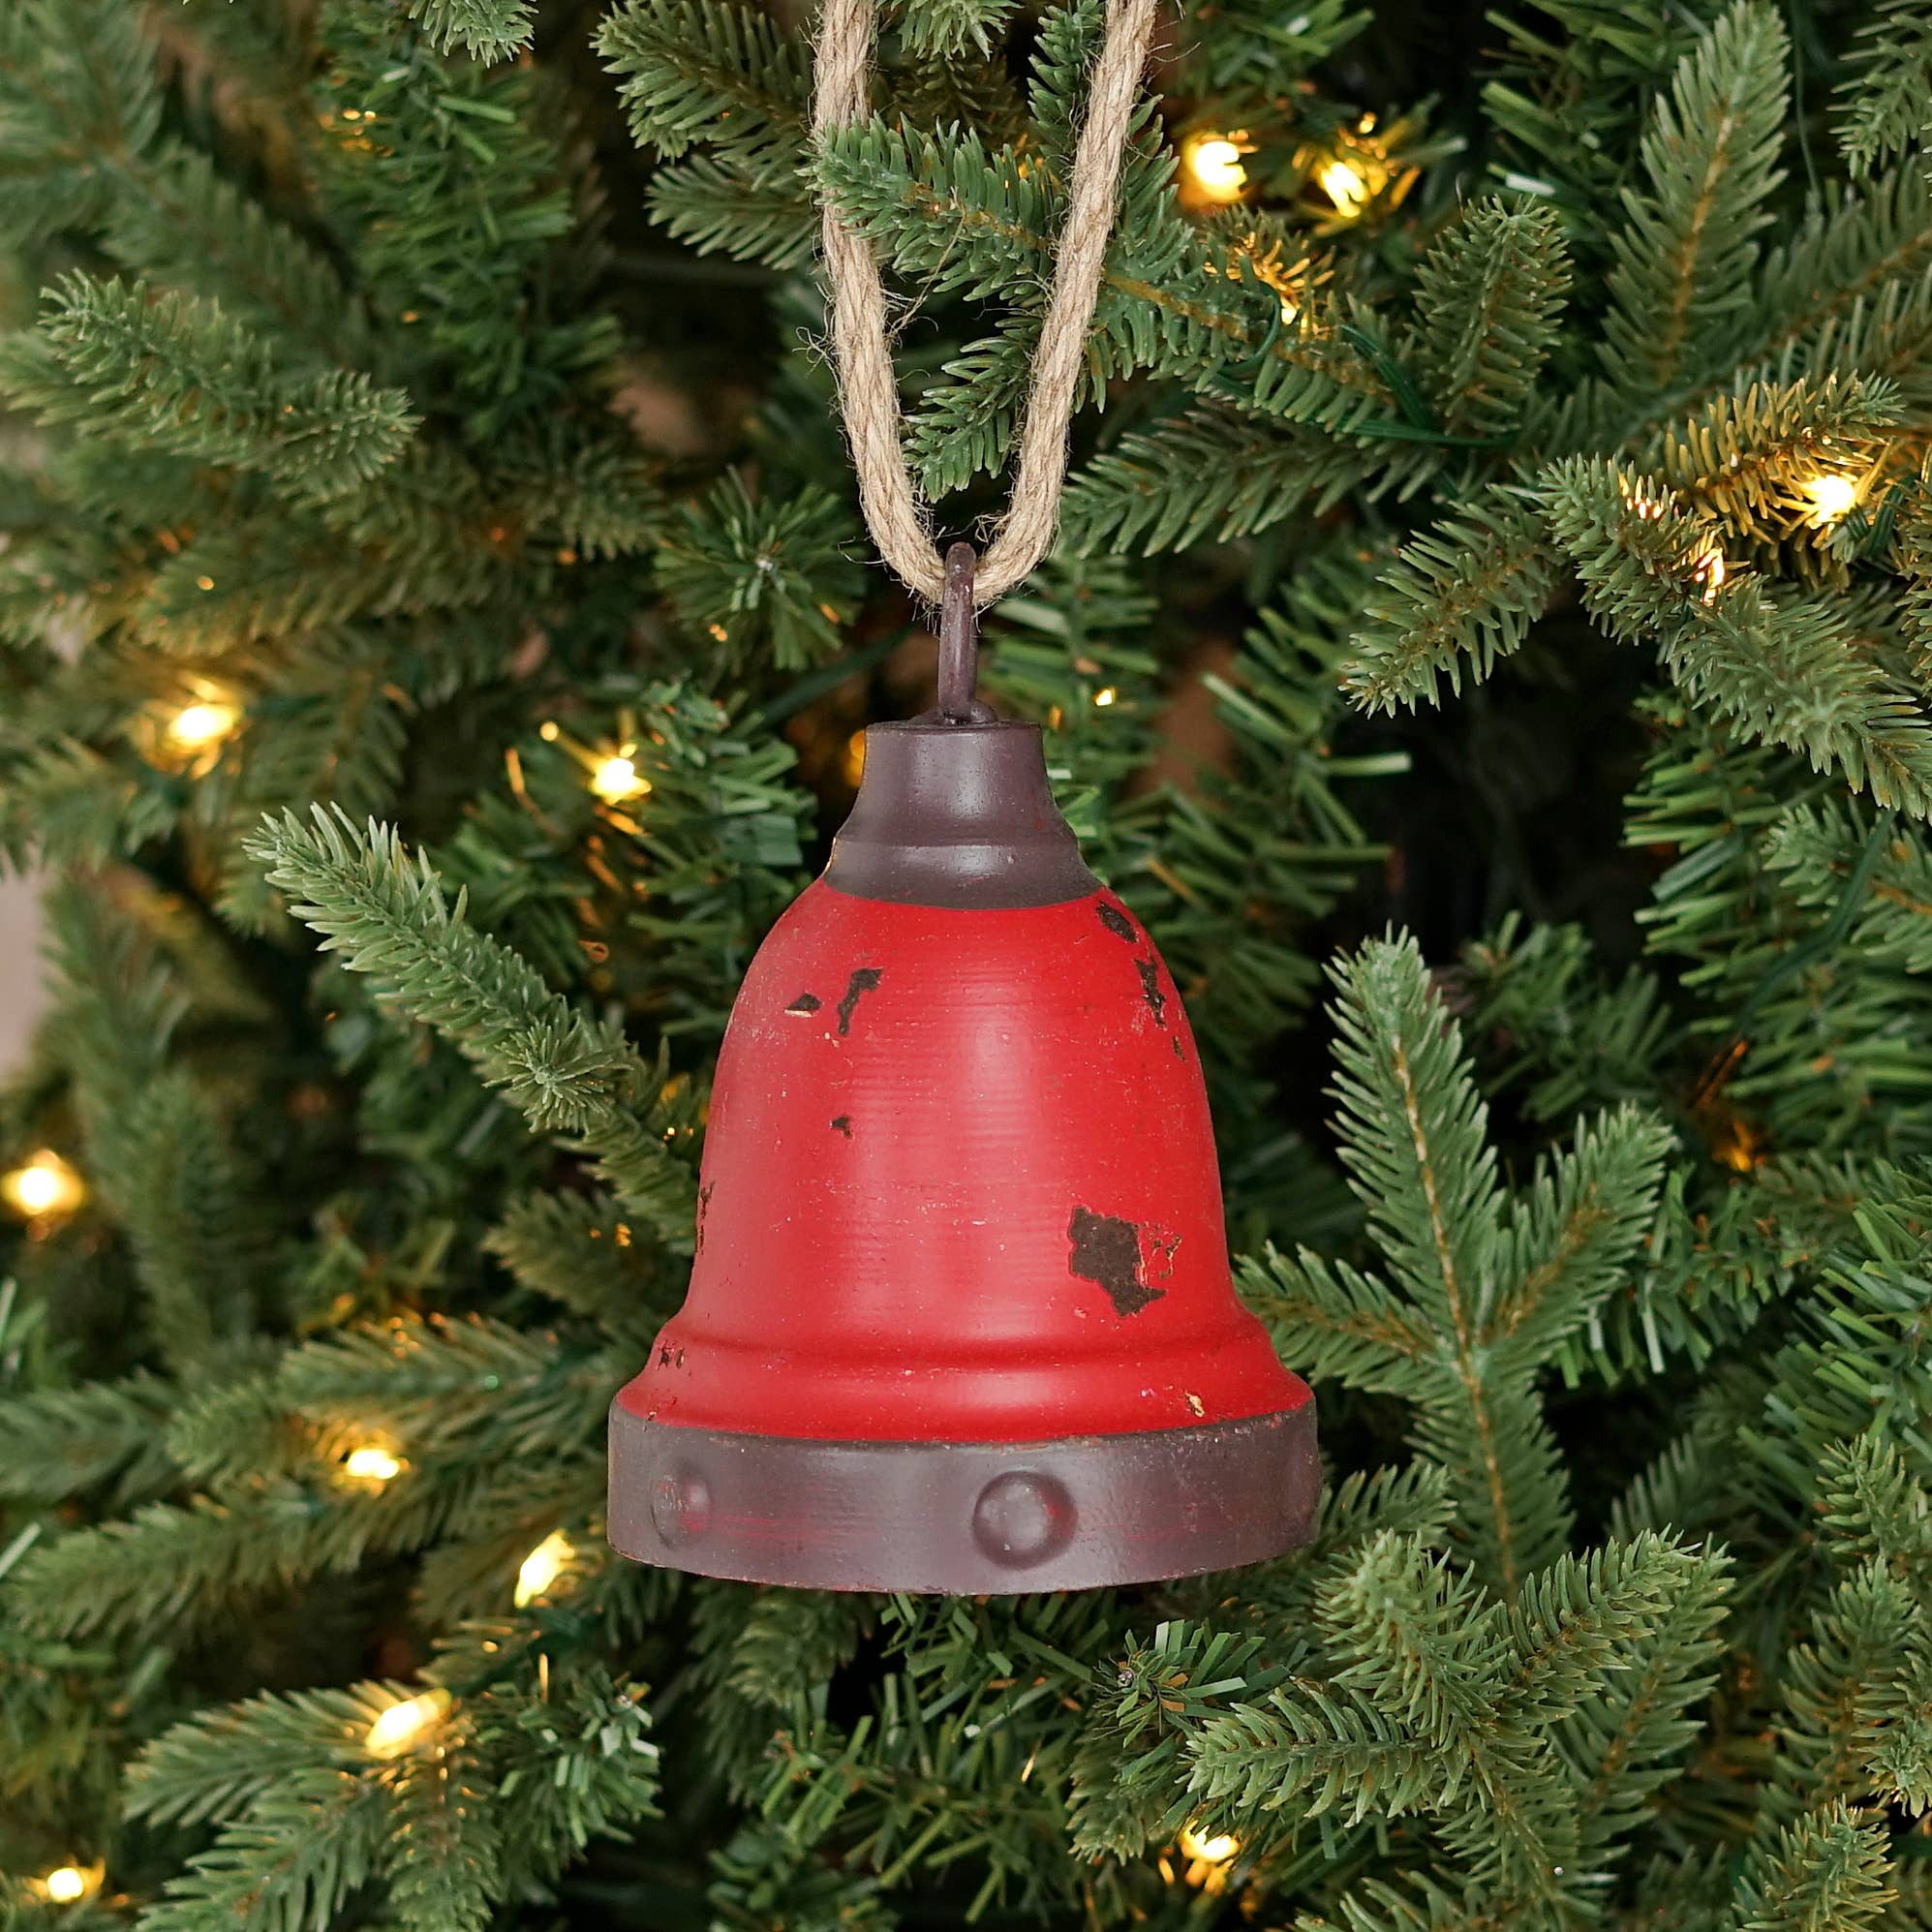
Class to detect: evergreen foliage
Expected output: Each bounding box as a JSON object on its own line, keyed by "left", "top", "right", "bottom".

{"left": 3, "top": 2, "right": 1932, "bottom": 1930}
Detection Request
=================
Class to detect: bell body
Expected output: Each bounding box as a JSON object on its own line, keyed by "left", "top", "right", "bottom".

{"left": 608, "top": 721, "right": 1317, "bottom": 1591}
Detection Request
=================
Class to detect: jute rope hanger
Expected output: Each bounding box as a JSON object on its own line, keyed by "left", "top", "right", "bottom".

{"left": 812, "top": 0, "right": 1160, "bottom": 613}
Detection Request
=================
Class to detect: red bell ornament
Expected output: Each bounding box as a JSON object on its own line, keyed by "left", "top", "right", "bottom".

{"left": 608, "top": 549, "right": 1318, "bottom": 1591}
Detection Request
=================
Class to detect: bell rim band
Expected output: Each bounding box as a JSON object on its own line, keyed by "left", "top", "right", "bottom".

{"left": 607, "top": 1397, "right": 1319, "bottom": 1594}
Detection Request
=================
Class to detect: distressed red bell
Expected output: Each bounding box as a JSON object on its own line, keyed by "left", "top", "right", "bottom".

{"left": 608, "top": 547, "right": 1318, "bottom": 1591}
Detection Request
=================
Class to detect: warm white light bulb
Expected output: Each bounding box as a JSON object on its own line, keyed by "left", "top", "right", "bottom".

{"left": 1320, "top": 159, "right": 1370, "bottom": 217}
{"left": 1690, "top": 539, "right": 1729, "bottom": 603}
{"left": 1179, "top": 1821, "right": 1240, "bottom": 1864}
{"left": 514, "top": 1528, "right": 574, "bottom": 1607}
{"left": 364, "top": 1688, "right": 450, "bottom": 1758}
{"left": 1183, "top": 135, "right": 1247, "bottom": 204}
{"left": 344, "top": 1445, "right": 403, "bottom": 1484}
{"left": 1803, "top": 473, "right": 1860, "bottom": 526}
{"left": 590, "top": 753, "right": 651, "bottom": 804}
{"left": 2, "top": 1151, "right": 84, "bottom": 1221}
{"left": 1092, "top": 687, "right": 1119, "bottom": 708}
{"left": 167, "top": 701, "right": 237, "bottom": 751}
{"left": 42, "top": 1869, "right": 90, "bottom": 1905}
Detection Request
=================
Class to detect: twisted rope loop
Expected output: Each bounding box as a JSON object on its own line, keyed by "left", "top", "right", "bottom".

{"left": 813, "top": 0, "right": 1159, "bottom": 603}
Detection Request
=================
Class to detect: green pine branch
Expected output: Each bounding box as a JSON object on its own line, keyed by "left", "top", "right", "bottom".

{"left": 1, "top": 278, "right": 416, "bottom": 501}
{"left": 1245, "top": 935, "right": 1670, "bottom": 1592}
{"left": 484, "top": 1191, "right": 669, "bottom": 1340}
{"left": 1410, "top": 199, "right": 1571, "bottom": 436}
{"left": 246, "top": 809, "right": 697, "bottom": 1247}
{"left": 1455, "top": 916, "right": 1673, "bottom": 1124}
{"left": 128, "top": 1687, "right": 395, "bottom": 1829}
{"left": 1646, "top": 375, "right": 1903, "bottom": 543}
{"left": 898, "top": 0, "right": 1022, "bottom": 59}
{"left": 382, "top": 1734, "right": 503, "bottom": 1932}
{"left": 647, "top": 154, "right": 819, "bottom": 267}
{"left": 1725, "top": 1804, "right": 1893, "bottom": 1932}
{"left": 1063, "top": 410, "right": 1373, "bottom": 556}
{"left": 405, "top": 1, "right": 537, "bottom": 63}
{"left": 1598, "top": 2, "right": 1790, "bottom": 400}
{"left": 0, "top": 0, "right": 161, "bottom": 245}
{"left": 1556, "top": 1541, "right": 1732, "bottom": 1883}
{"left": 1816, "top": 1432, "right": 1932, "bottom": 1570}
{"left": 1764, "top": 802, "right": 1932, "bottom": 968}
{"left": 1541, "top": 457, "right": 1932, "bottom": 818}
{"left": 1834, "top": 0, "right": 1932, "bottom": 176}
{"left": 1343, "top": 485, "right": 1561, "bottom": 713}
{"left": 597, "top": 0, "right": 810, "bottom": 165}
{"left": 0, "top": 1374, "right": 177, "bottom": 1506}
{"left": 655, "top": 474, "right": 864, "bottom": 671}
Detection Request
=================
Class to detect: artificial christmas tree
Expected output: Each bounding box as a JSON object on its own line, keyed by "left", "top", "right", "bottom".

{"left": 3, "top": 1, "right": 1932, "bottom": 1930}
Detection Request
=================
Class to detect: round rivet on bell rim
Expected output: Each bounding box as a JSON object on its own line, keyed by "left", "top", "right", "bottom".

{"left": 606, "top": 545, "right": 1319, "bottom": 1593}
{"left": 971, "top": 1470, "right": 1077, "bottom": 1568}
{"left": 650, "top": 1466, "right": 710, "bottom": 1548}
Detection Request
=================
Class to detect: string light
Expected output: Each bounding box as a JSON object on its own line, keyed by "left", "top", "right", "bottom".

{"left": 1801, "top": 472, "right": 1860, "bottom": 528}
{"left": 1305, "top": 116, "right": 1404, "bottom": 226}
{"left": 2, "top": 1150, "right": 85, "bottom": 1225}
{"left": 166, "top": 700, "right": 238, "bottom": 753}
{"left": 538, "top": 716, "right": 659, "bottom": 810}
{"left": 514, "top": 1528, "right": 575, "bottom": 1607}
{"left": 1180, "top": 133, "right": 1248, "bottom": 207}
{"left": 1092, "top": 687, "right": 1119, "bottom": 708}
{"left": 343, "top": 1444, "right": 404, "bottom": 1485}
{"left": 37, "top": 1865, "right": 102, "bottom": 1906}
{"left": 1319, "top": 159, "right": 1370, "bottom": 217}
{"left": 590, "top": 750, "right": 651, "bottom": 804}
{"left": 1180, "top": 1821, "right": 1240, "bottom": 1863}
{"left": 144, "top": 686, "right": 240, "bottom": 774}
{"left": 364, "top": 1688, "right": 450, "bottom": 1759}
{"left": 1169, "top": 1820, "right": 1242, "bottom": 1892}
{"left": 1711, "top": 1114, "right": 1766, "bottom": 1173}
{"left": 1689, "top": 538, "right": 1729, "bottom": 604}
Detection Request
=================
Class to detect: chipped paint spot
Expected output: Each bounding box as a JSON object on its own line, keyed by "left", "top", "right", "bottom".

{"left": 1141, "top": 1226, "right": 1181, "bottom": 1282}
{"left": 1185, "top": 1391, "right": 1205, "bottom": 1417}
{"left": 1068, "top": 1206, "right": 1166, "bottom": 1317}
{"left": 1172, "top": 1034, "right": 1184, "bottom": 1058}
{"left": 785, "top": 993, "right": 822, "bottom": 1016}
{"left": 1134, "top": 957, "right": 1167, "bottom": 1027}
{"left": 695, "top": 1180, "right": 715, "bottom": 1254}
{"left": 836, "top": 966, "right": 883, "bottom": 1035}
{"left": 1096, "top": 902, "right": 1137, "bottom": 943}
{"left": 831, "top": 1115, "right": 852, "bottom": 1138}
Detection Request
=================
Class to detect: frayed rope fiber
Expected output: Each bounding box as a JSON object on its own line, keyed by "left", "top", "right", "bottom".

{"left": 813, "top": 0, "right": 1159, "bottom": 603}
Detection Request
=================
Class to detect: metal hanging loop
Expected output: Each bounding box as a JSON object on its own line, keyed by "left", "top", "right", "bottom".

{"left": 932, "top": 541, "right": 997, "bottom": 725}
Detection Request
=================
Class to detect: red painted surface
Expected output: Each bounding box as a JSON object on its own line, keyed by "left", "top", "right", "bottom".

{"left": 615, "top": 879, "right": 1311, "bottom": 1443}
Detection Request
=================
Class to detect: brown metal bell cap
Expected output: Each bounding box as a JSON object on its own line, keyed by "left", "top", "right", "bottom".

{"left": 823, "top": 540, "right": 1098, "bottom": 910}
{"left": 825, "top": 720, "right": 1098, "bottom": 908}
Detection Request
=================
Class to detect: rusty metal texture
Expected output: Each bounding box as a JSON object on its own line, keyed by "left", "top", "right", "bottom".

{"left": 621, "top": 880, "right": 1303, "bottom": 1443}
{"left": 606, "top": 683, "right": 1320, "bottom": 1591}
{"left": 823, "top": 721, "right": 1099, "bottom": 909}
{"left": 608, "top": 1402, "right": 1319, "bottom": 1591}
